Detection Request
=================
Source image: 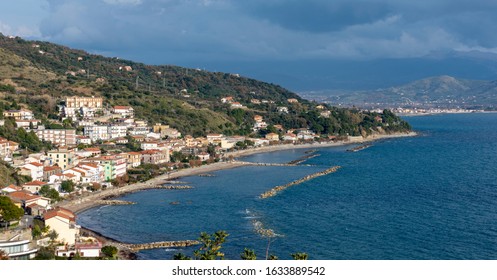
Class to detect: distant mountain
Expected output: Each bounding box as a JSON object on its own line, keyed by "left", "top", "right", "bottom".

{"left": 300, "top": 76, "right": 497, "bottom": 110}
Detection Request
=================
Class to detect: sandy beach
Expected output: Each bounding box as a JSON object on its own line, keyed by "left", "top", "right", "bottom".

{"left": 57, "top": 131, "right": 417, "bottom": 214}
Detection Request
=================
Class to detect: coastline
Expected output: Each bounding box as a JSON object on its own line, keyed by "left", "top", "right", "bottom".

{"left": 58, "top": 131, "right": 417, "bottom": 215}
{"left": 58, "top": 131, "right": 416, "bottom": 259}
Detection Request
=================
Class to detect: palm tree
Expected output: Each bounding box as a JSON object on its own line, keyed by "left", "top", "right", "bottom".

{"left": 291, "top": 252, "right": 309, "bottom": 260}
{"left": 240, "top": 248, "right": 256, "bottom": 260}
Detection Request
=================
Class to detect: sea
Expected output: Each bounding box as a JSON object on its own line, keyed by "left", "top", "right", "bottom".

{"left": 77, "top": 113, "right": 497, "bottom": 260}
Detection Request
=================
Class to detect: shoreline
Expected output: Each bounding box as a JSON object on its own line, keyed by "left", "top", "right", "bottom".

{"left": 57, "top": 131, "right": 417, "bottom": 215}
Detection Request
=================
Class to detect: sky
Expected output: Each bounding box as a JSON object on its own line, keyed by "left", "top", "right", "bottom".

{"left": 1, "top": 0, "right": 497, "bottom": 91}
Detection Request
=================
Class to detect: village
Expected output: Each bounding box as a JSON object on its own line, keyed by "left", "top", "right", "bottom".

{"left": 0, "top": 95, "right": 345, "bottom": 260}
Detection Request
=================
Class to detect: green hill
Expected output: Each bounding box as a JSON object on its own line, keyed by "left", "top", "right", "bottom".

{"left": 0, "top": 33, "right": 411, "bottom": 138}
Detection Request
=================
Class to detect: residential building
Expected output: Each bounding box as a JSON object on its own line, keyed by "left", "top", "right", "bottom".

{"left": 84, "top": 125, "right": 109, "bottom": 142}
{"left": 47, "top": 147, "right": 76, "bottom": 170}
{"left": 230, "top": 102, "right": 243, "bottom": 108}
{"left": 0, "top": 137, "right": 19, "bottom": 161}
{"left": 64, "top": 96, "right": 103, "bottom": 119}
{"left": 44, "top": 207, "right": 79, "bottom": 245}
{"left": 206, "top": 133, "right": 224, "bottom": 144}
{"left": 15, "top": 119, "right": 40, "bottom": 129}
{"left": 22, "top": 180, "right": 47, "bottom": 194}
{"left": 283, "top": 133, "right": 297, "bottom": 142}
{"left": 19, "top": 162, "right": 44, "bottom": 181}
{"left": 43, "top": 166, "right": 62, "bottom": 181}
{"left": 198, "top": 152, "right": 210, "bottom": 161}
{"left": 0, "top": 230, "right": 38, "bottom": 260}
{"left": 277, "top": 107, "right": 289, "bottom": 113}
{"left": 141, "top": 150, "right": 169, "bottom": 165}
{"left": 108, "top": 125, "right": 128, "bottom": 139}
{"left": 121, "top": 152, "right": 142, "bottom": 168}
{"left": 141, "top": 141, "right": 158, "bottom": 150}
{"left": 87, "top": 155, "right": 127, "bottom": 181}
{"left": 112, "top": 106, "right": 134, "bottom": 118}
{"left": 3, "top": 109, "right": 33, "bottom": 120}
{"left": 36, "top": 128, "right": 76, "bottom": 147}
{"left": 287, "top": 98, "right": 299, "bottom": 103}
{"left": 8, "top": 191, "right": 51, "bottom": 214}
{"left": 265, "top": 133, "right": 280, "bottom": 141}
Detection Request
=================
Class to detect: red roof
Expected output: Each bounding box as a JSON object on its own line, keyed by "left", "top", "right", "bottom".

{"left": 44, "top": 166, "right": 61, "bottom": 172}
{"left": 44, "top": 207, "right": 76, "bottom": 222}
{"left": 28, "top": 162, "right": 44, "bottom": 167}
{"left": 24, "top": 180, "right": 46, "bottom": 186}
{"left": 8, "top": 191, "right": 43, "bottom": 202}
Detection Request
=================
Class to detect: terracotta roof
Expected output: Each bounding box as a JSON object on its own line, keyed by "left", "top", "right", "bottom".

{"left": 8, "top": 191, "right": 42, "bottom": 202}
{"left": 84, "top": 148, "right": 101, "bottom": 152}
{"left": 114, "top": 105, "right": 129, "bottom": 109}
{"left": 44, "top": 207, "right": 76, "bottom": 222}
{"left": 28, "top": 162, "right": 44, "bottom": 167}
{"left": 44, "top": 166, "right": 61, "bottom": 172}
{"left": 24, "top": 180, "right": 46, "bottom": 186}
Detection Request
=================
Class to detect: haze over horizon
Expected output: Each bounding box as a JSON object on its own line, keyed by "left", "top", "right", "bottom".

{"left": 1, "top": 0, "right": 497, "bottom": 91}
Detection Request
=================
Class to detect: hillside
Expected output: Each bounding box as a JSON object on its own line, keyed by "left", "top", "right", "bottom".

{"left": 0, "top": 34, "right": 411, "bottom": 138}
{"left": 301, "top": 75, "right": 497, "bottom": 110}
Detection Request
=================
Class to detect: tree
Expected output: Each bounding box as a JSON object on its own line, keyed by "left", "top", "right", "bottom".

{"left": 38, "top": 185, "right": 61, "bottom": 202}
{"left": 0, "top": 196, "right": 24, "bottom": 223}
{"left": 193, "top": 231, "right": 229, "bottom": 260}
{"left": 60, "top": 180, "right": 75, "bottom": 193}
{"left": 291, "top": 252, "right": 309, "bottom": 260}
{"left": 101, "top": 246, "right": 118, "bottom": 259}
{"left": 240, "top": 248, "right": 257, "bottom": 260}
{"left": 48, "top": 230, "right": 59, "bottom": 244}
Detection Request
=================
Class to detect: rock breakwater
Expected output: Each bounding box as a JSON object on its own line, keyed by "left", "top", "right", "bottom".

{"left": 260, "top": 166, "right": 341, "bottom": 199}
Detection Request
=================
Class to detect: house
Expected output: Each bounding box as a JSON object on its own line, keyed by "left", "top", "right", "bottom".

{"left": 141, "top": 150, "right": 169, "bottom": 165}
{"left": 0, "top": 185, "right": 22, "bottom": 194}
{"left": 3, "top": 109, "right": 33, "bottom": 120}
{"left": 15, "top": 119, "right": 40, "bottom": 129}
{"left": 230, "top": 102, "right": 244, "bottom": 108}
{"left": 44, "top": 207, "right": 79, "bottom": 245}
{"left": 250, "top": 99, "right": 261, "bottom": 104}
{"left": 47, "top": 147, "right": 76, "bottom": 170}
{"left": 316, "top": 105, "right": 325, "bottom": 110}
{"left": 0, "top": 137, "right": 19, "bottom": 159}
{"left": 287, "top": 98, "right": 299, "bottom": 103}
{"left": 63, "top": 96, "right": 103, "bottom": 120}
{"left": 20, "top": 162, "right": 44, "bottom": 181}
{"left": 283, "top": 133, "right": 297, "bottom": 142}
{"left": 253, "top": 115, "right": 264, "bottom": 123}
{"left": 141, "top": 141, "right": 158, "bottom": 150}
{"left": 43, "top": 166, "right": 62, "bottom": 181}
{"left": 198, "top": 152, "right": 210, "bottom": 161}
{"left": 75, "top": 147, "right": 101, "bottom": 158}
{"left": 8, "top": 191, "right": 51, "bottom": 213}
{"left": 76, "top": 135, "right": 92, "bottom": 145}
{"left": 265, "top": 133, "right": 280, "bottom": 141}
{"left": 75, "top": 238, "right": 102, "bottom": 257}
{"left": 277, "top": 107, "right": 289, "bottom": 113}
{"left": 112, "top": 105, "right": 134, "bottom": 118}
{"left": 206, "top": 134, "right": 223, "bottom": 144}
{"left": 121, "top": 152, "right": 142, "bottom": 168}
{"left": 22, "top": 180, "right": 47, "bottom": 194}
{"left": 221, "top": 96, "right": 234, "bottom": 103}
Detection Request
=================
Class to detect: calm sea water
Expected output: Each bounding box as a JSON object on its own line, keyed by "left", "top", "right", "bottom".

{"left": 77, "top": 113, "right": 497, "bottom": 259}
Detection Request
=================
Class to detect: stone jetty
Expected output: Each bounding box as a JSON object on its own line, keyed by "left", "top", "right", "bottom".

{"left": 96, "top": 200, "right": 136, "bottom": 205}
{"left": 260, "top": 166, "right": 341, "bottom": 199}
{"left": 159, "top": 185, "right": 193, "bottom": 190}
{"left": 120, "top": 240, "right": 200, "bottom": 252}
